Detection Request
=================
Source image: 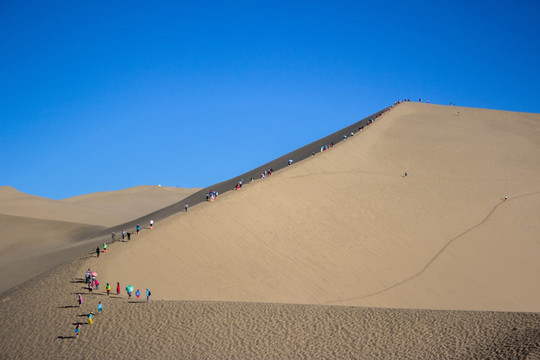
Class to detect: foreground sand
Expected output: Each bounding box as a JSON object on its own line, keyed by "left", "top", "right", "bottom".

{"left": 1, "top": 253, "right": 539, "bottom": 359}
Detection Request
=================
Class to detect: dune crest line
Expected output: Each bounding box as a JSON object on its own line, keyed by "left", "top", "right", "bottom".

{"left": 324, "top": 190, "right": 540, "bottom": 305}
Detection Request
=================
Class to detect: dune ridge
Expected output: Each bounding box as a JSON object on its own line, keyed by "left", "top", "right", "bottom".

{"left": 0, "top": 106, "right": 388, "bottom": 296}
{"left": 78, "top": 106, "right": 392, "bottom": 247}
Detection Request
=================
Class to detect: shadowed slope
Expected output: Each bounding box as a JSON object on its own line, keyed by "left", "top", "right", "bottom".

{"left": 0, "top": 214, "right": 105, "bottom": 293}
{"left": 0, "top": 185, "right": 200, "bottom": 294}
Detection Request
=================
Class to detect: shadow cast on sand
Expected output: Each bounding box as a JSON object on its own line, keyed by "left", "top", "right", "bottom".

{"left": 71, "top": 291, "right": 105, "bottom": 296}
{"left": 57, "top": 335, "right": 76, "bottom": 340}
{"left": 58, "top": 305, "right": 79, "bottom": 309}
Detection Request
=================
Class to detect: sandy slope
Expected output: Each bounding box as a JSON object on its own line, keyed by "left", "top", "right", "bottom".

{"left": 0, "top": 185, "right": 200, "bottom": 294}
{"left": 0, "top": 214, "right": 105, "bottom": 293}
{"left": 100, "top": 103, "right": 540, "bottom": 312}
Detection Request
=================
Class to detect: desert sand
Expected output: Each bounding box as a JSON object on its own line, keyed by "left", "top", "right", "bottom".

{"left": 0, "top": 185, "right": 200, "bottom": 294}
{"left": 0, "top": 185, "right": 200, "bottom": 227}
{"left": 1, "top": 256, "right": 539, "bottom": 359}
{"left": 1, "top": 102, "right": 539, "bottom": 359}
{"left": 100, "top": 103, "right": 540, "bottom": 312}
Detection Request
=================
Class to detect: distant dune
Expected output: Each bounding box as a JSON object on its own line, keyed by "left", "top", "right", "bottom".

{"left": 0, "top": 214, "right": 105, "bottom": 292}
{"left": 61, "top": 185, "right": 199, "bottom": 221}
{"left": 0, "top": 185, "right": 200, "bottom": 227}
{"left": 1, "top": 102, "right": 539, "bottom": 359}
{"left": 0, "top": 186, "right": 118, "bottom": 226}
{"left": 0, "top": 185, "right": 200, "bottom": 293}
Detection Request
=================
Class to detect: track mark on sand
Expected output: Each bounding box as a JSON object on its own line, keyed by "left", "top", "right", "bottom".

{"left": 324, "top": 191, "right": 540, "bottom": 305}
{"left": 285, "top": 168, "right": 398, "bottom": 179}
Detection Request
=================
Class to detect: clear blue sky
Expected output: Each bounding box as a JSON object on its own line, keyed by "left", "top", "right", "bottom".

{"left": 1, "top": 1, "right": 539, "bottom": 199}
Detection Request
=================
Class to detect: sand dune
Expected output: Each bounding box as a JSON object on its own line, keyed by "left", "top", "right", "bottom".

{"left": 0, "top": 214, "right": 104, "bottom": 293}
{"left": 0, "top": 185, "right": 200, "bottom": 227}
{"left": 0, "top": 186, "right": 118, "bottom": 226}
{"left": 0, "top": 185, "right": 200, "bottom": 294}
{"left": 61, "top": 185, "right": 200, "bottom": 223}
{"left": 72, "top": 107, "right": 391, "bottom": 250}
{"left": 100, "top": 103, "right": 540, "bottom": 312}
{"left": 1, "top": 102, "right": 539, "bottom": 358}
